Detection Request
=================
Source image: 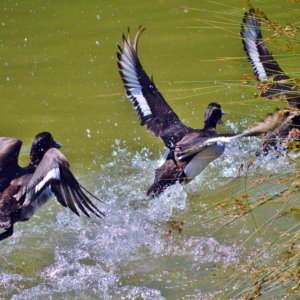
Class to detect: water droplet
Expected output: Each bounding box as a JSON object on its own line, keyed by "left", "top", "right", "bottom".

{"left": 96, "top": 15, "right": 100, "bottom": 19}
{"left": 6, "top": 77, "right": 9, "bottom": 81}
{"left": 24, "top": 38, "right": 27, "bottom": 42}
{"left": 95, "top": 41, "right": 99, "bottom": 45}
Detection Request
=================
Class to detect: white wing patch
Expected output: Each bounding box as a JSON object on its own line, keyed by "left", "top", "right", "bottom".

{"left": 158, "top": 150, "right": 171, "bottom": 167}
{"left": 204, "top": 136, "right": 236, "bottom": 144}
{"left": 35, "top": 167, "right": 60, "bottom": 193}
{"left": 243, "top": 37, "right": 267, "bottom": 81}
{"left": 129, "top": 87, "right": 152, "bottom": 117}
{"left": 120, "top": 48, "right": 152, "bottom": 118}
{"left": 242, "top": 18, "right": 267, "bottom": 81}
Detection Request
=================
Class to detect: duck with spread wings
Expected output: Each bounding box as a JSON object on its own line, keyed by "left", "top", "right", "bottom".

{"left": 117, "top": 27, "right": 284, "bottom": 197}
{"left": 0, "top": 132, "right": 105, "bottom": 241}
{"left": 241, "top": 9, "right": 300, "bottom": 151}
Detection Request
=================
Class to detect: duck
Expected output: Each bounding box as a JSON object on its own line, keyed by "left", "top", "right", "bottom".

{"left": 117, "top": 27, "right": 284, "bottom": 197}
{"left": 241, "top": 8, "right": 300, "bottom": 151}
{"left": 0, "top": 132, "right": 105, "bottom": 241}
{"left": 0, "top": 132, "right": 62, "bottom": 193}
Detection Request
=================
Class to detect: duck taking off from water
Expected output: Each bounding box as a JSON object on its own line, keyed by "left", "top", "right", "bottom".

{"left": 117, "top": 27, "right": 284, "bottom": 197}
{"left": 0, "top": 132, "right": 105, "bottom": 241}
{"left": 241, "top": 8, "right": 300, "bottom": 151}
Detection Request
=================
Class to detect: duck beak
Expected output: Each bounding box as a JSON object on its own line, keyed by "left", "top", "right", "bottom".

{"left": 54, "top": 141, "right": 63, "bottom": 149}
{"left": 217, "top": 110, "right": 225, "bottom": 125}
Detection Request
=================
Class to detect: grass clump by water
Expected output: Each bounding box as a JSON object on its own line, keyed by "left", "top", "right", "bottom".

{"left": 170, "top": 1, "right": 300, "bottom": 298}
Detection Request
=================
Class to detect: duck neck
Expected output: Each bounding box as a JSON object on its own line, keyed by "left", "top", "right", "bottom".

{"left": 29, "top": 149, "right": 45, "bottom": 168}
{"left": 203, "top": 121, "right": 217, "bottom": 130}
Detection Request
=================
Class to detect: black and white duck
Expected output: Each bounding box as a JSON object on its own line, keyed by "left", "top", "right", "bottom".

{"left": 241, "top": 8, "right": 300, "bottom": 151}
{"left": 0, "top": 132, "right": 105, "bottom": 241}
{"left": 117, "top": 27, "right": 283, "bottom": 197}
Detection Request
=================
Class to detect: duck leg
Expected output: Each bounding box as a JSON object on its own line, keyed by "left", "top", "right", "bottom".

{"left": 0, "top": 225, "right": 14, "bottom": 241}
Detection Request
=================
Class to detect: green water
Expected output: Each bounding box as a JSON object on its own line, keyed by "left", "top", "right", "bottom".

{"left": 1, "top": 0, "right": 300, "bottom": 299}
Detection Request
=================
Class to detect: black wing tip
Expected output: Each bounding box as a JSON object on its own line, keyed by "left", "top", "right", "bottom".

{"left": 117, "top": 61, "right": 122, "bottom": 70}
{"left": 117, "top": 45, "right": 123, "bottom": 53}
{"left": 120, "top": 25, "right": 146, "bottom": 46}
{"left": 79, "top": 184, "right": 108, "bottom": 205}
{"left": 77, "top": 185, "right": 106, "bottom": 218}
{"left": 73, "top": 188, "right": 106, "bottom": 219}
{"left": 241, "top": 8, "right": 259, "bottom": 33}
{"left": 243, "top": 8, "right": 257, "bottom": 19}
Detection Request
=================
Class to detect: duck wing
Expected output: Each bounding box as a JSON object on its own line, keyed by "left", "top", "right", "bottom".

{"left": 0, "top": 174, "right": 32, "bottom": 228}
{"left": 0, "top": 138, "right": 24, "bottom": 193}
{"left": 177, "top": 110, "right": 284, "bottom": 160}
{"left": 117, "top": 27, "right": 188, "bottom": 148}
{"left": 0, "top": 137, "right": 22, "bottom": 173}
{"left": 24, "top": 148, "right": 105, "bottom": 218}
{"left": 241, "top": 9, "right": 289, "bottom": 82}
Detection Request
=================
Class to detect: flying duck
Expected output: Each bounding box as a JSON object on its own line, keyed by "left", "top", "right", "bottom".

{"left": 0, "top": 132, "right": 105, "bottom": 241}
{"left": 117, "top": 27, "right": 284, "bottom": 197}
{"left": 241, "top": 9, "right": 300, "bottom": 151}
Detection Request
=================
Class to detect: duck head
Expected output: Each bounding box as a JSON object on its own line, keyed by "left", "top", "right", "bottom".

{"left": 30, "top": 132, "right": 62, "bottom": 167}
{"left": 203, "top": 102, "right": 225, "bottom": 129}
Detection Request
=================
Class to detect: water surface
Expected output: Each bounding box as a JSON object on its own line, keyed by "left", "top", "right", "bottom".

{"left": 1, "top": 0, "right": 300, "bottom": 299}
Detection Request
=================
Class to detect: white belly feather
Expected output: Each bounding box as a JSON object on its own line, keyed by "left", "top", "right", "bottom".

{"left": 184, "top": 143, "right": 225, "bottom": 178}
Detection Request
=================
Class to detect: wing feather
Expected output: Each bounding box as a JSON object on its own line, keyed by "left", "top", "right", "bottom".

{"left": 24, "top": 148, "right": 105, "bottom": 218}
{"left": 177, "top": 110, "right": 285, "bottom": 160}
{"left": 117, "top": 27, "right": 188, "bottom": 148}
{"left": 241, "top": 9, "right": 288, "bottom": 81}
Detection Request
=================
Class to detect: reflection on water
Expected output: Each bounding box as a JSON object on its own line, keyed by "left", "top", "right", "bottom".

{"left": 1, "top": 0, "right": 300, "bottom": 298}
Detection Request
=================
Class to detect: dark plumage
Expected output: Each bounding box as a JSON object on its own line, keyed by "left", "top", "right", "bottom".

{"left": 117, "top": 27, "right": 284, "bottom": 197}
{"left": 241, "top": 9, "right": 300, "bottom": 151}
{"left": 0, "top": 132, "right": 105, "bottom": 241}
{"left": 0, "top": 133, "right": 62, "bottom": 193}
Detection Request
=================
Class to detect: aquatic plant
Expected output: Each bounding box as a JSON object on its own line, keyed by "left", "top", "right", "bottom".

{"left": 171, "top": 1, "right": 300, "bottom": 298}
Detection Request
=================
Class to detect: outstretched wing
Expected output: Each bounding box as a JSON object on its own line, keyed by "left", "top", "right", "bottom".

{"left": 0, "top": 137, "right": 23, "bottom": 193}
{"left": 241, "top": 9, "right": 289, "bottom": 81}
{"left": 0, "top": 174, "right": 32, "bottom": 228}
{"left": 0, "top": 137, "right": 22, "bottom": 173}
{"left": 177, "top": 110, "right": 285, "bottom": 160}
{"left": 24, "top": 148, "right": 105, "bottom": 218}
{"left": 117, "top": 26, "right": 188, "bottom": 148}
